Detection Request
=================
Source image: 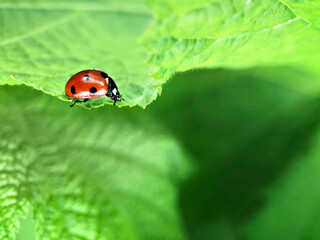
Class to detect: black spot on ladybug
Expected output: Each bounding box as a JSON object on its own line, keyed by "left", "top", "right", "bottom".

{"left": 100, "top": 71, "right": 108, "bottom": 78}
{"left": 83, "top": 75, "right": 89, "bottom": 81}
{"left": 71, "top": 86, "right": 75, "bottom": 94}
{"left": 90, "top": 87, "right": 97, "bottom": 94}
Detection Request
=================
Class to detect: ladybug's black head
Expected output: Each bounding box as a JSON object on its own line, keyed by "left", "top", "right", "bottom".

{"left": 106, "top": 77, "right": 123, "bottom": 105}
{"left": 110, "top": 88, "right": 122, "bottom": 106}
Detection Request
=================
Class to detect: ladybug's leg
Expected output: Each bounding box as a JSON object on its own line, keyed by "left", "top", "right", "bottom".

{"left": 70, "top": 98, "right": 89, "bottom": 107}
{"left": 112, "top": 96, "right": 124, "bottom": 106}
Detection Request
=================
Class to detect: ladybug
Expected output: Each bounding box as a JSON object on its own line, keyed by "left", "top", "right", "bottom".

{"left": 65, "top": 69, "right": 123, "bottom": 107}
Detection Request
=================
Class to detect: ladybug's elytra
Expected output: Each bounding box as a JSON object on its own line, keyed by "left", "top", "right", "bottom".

{"left": 65, "top": 69, "right": 123, "bottom": 107}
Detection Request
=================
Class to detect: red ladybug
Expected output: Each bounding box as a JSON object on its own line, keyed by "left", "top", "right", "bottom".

{"left": 65, "top": 69, "right": 123, "bottom": 107}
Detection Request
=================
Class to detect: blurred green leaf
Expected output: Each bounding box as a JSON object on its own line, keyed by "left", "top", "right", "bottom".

{"left": 16, "top": 210, "right": 36, "bottom": 240}
{"left": 143, "top": 0, "right": 320, "bottom": 87}
{"left": 0, "top": 86, "right": 189, "bottom": 240}
{"left": 149, "top": 68, "right": 320, "bottom": 240}
{"left": 0, "top": 0, "right": 160, "bottom": 108}
{"left": 246, "top": 128, "right": 320, "bottom": 240}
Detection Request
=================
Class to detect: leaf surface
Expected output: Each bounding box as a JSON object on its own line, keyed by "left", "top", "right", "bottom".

{"left": 144, "top": 0, "right": 320, "bottom": 88}
{"left": 0, "top": 86, "right": 189, "bottom": 240}
{"left": 0, "top": 0, "right": 159, "bottom": 108}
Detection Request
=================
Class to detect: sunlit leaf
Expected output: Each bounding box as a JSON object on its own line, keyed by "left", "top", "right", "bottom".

{"left": 0, "top": 0, "right": 159, "bottom": 108}
{"left": 144, "top": 0, "right": 320, "bottom": 87}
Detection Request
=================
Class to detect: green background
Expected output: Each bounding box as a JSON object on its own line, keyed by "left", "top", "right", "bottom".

{"left": 1, "top": 0, "right": 320, "bottom": 239}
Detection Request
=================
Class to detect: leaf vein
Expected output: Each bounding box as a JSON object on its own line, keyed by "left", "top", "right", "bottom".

{"left": 277, "top": 0, "right": 312, "bottom": 25}
{"left": 0, "top": 2, "right": 151, "bottom": 15}
{"left": 0, "top": 13, "right": 77, "bottom": 47}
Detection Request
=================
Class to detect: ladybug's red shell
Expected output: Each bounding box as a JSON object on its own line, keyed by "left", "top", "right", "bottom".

{"left": 65, "top": 70, "right": 109, "bottom": 99}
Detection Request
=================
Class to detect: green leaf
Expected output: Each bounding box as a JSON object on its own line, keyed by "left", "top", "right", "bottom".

{"left": 143, "top": 0, "right": 320, "bottom": 86}
{"left": 0, "top": 0, "right": 160, "bottom": 108}
{"left": 148, "top": 68, "right": 320, "bottom": 239}
{"left": 0, "top": 117, "right": 33, "bottom": 240}
{"left": 0, "top": 86, "right": 189, "bottom": 240}
{"left": 245, "top": 128, "right": 320, "bottom": 240}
